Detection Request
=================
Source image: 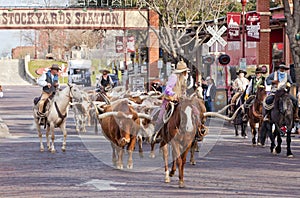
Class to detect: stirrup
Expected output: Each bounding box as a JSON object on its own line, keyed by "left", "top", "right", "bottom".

{"left": 37, "top": 111, "right": 46, "bottom": 117}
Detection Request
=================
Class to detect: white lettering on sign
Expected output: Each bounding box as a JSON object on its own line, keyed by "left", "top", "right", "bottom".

{"left": 206, "top": 25, "right": 227, "bottom": 47}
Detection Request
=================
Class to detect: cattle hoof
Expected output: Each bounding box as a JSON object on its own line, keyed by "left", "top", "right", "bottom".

{"left": 51, "top": 149, "right": 56, "bottom": 153}
{"left": 117, "top": 164, "right": 123, "bottom": 170}
{"left": 61, "top": 147, "right": 66, "bottom": 152}
{"left": 149, "top": 152, "right": 155, "bottom": 158}
{"left": 190, "top": 161, "right": 196, "bottom": 165}
{"left": 40, "top": 145, "right": 44, "bottom": 152}
{"left": 179, "top": 181, "right": 185, "bottom": 188}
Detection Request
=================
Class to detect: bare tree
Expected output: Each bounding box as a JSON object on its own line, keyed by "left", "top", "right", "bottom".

{"left": 138, "top": 0, "right": 232, "bottom": 64}
{"left": 283, "top": 0, "right": 300, "bottom": 68}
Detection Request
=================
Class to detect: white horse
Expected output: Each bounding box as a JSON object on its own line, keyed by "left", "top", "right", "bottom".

{"left": 33, "top": 83, "right": 82, "bottom": 153}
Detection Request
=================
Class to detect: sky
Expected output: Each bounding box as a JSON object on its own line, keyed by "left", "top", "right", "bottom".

{"left": 0, "top": 0, "right": 69, "bottom": 57}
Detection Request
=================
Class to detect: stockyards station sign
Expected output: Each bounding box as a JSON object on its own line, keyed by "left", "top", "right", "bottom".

{"left": 0, "top": 8, "right": 148, "bottom": 29}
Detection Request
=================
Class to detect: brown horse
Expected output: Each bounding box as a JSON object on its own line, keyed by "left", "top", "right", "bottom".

{"left": 159, "top": 96, "right": 205, "bottom": 188}
{"left": 246, "top": 86, "right": 267, "bottom": 145}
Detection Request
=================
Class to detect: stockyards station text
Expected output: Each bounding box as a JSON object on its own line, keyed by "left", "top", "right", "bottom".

{"left": 0, "top": 9, "right": 148, "bottom": 29}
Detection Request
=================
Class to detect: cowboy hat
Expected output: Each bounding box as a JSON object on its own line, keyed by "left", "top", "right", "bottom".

{"left": 49, "top": 64, "right": 61, "bottom": 71}
{"left": 253, "top": 67, "right": 264, "bottom": 74}
{"left": 100, "top": 69, "right": 111, "bottom": 74}
{"left": 278, "top": 64, "right": 289, "bottom": 70}
{"left": 205, "top": 76, "right": 211, "bottom": 81}
{"left": 173, "top": 61, "right": 190, "bottom": 74}
{"left": 236, "top": 69, "right": 247, "bottom": 75}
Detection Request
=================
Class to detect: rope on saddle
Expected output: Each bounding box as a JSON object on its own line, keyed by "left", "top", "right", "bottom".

{"left": 263, "top": 93, "right": 275, "bottom": 110}
{"left": 244, "top": 95, "right": 256, "bottom": 108}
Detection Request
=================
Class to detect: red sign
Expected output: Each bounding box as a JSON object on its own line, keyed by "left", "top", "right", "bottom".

{"left": 227, "top": 12, "right": 241, "bottom": 41}
{"left": 246, "top": 12, "right": 260, "bottom": 42}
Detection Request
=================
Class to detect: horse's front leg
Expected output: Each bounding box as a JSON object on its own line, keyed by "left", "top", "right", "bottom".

{"left": 161, "top": 142, "right": 170, "bottom": 183}
{"left": 36, "top": 119, "right": 44, "bottom": 152}
{"left": 189, "top": 140, "right": 197, "bottom": 165}
{"left": 46, "top": 125, "right": 51, "bottom": 151}
{"left": 274, "top": 129, "right": 282, "bottom": 154}
{"left": 286, "top": 129, "right": 293, "bottom": 157}
{"left": 169, "top": 148, "right": 177, "bottom": 177}
{"left": 60, "top": 122, "right": 67, "bottom": 152}
{"left": 50, "top": 124, "right": 56, "bottom": 153}
{"left": 178, "top": 145, "right": 192, "bottom": 188}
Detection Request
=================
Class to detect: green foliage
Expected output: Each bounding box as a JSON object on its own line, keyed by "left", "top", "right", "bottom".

{"left": 28, "top": 60, "right": 67, "bottom": 83}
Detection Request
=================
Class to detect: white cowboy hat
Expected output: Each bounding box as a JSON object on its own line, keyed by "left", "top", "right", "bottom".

{"left": 173, "top": 61, "right": 190, "bottom": 74}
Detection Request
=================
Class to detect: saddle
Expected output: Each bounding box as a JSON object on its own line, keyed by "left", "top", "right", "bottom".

{"left": 163, "top": 101, "right": 178, "bottom": 123}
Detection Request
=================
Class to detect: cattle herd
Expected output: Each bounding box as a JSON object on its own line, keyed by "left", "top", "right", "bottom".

{"left": 35, "top": 84, "right": 296, "bottom": 188}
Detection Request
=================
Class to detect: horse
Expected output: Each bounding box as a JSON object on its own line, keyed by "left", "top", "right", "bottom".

{"left": 246, "top": 86, "right": 267, "bottom": 145}
{"left": 33, "top": 83, "right": 83, "bottom": 153}
{"left": 230, "top": 91, "right": 248, "bottom": 138}
{"left": 159, "top": 96, "right": 204, "bottom": 188}
{"left": 260, "top": 88, "right": 294, "bottom": 157}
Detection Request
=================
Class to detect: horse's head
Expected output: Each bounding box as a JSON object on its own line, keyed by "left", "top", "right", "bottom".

{"left": 68, "top": 83, "right": 82, "bottom": 102}
{"left": 256, "top": 85, "right": 267, "bottom": 102}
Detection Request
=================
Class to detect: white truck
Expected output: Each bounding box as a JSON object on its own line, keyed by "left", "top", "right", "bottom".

{"left": 67, "top": 59, "right": 92, "bottom": 87}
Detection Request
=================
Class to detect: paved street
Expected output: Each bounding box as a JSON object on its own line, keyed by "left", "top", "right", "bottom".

{"left": 0, "top": 85, "right": 300, "bottom": 198}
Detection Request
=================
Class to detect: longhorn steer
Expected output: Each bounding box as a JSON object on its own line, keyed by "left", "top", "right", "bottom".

{"left": 95, "top": 100, "right": 140, "bottom": 169}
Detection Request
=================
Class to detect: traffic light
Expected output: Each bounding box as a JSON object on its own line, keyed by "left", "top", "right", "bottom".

{"left": 218, "top": 54, "right": 230, "bottom": 65}
{"left": 202, "top": 55, "right": 215, "bottom": 64}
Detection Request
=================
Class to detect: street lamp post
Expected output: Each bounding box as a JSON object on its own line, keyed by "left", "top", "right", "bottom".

{"left": 241, "top": 0, "right": 247, "bottom": 59}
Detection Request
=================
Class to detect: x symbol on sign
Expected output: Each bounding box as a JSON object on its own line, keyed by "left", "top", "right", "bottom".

{"left": 206, "top": 25, "right": 227, "bottom": 47}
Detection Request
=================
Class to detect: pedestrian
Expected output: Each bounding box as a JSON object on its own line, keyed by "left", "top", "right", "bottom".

{"left": 205, "top": 76, "right": 216, "bottom": 112}
{"left": 0, "top": 85, "right": 3, "bottom": 98}
{"left": 152, "top": 60, "right": 189, "bottom": 142}
{"left": 36, "top": 64, "right": 61, "bottom": 116}
{"left": 85, "top": 70, "right": 91, "bottom": 87}
{"left": 96, "top": 69, "right": 114, "bottom": 92}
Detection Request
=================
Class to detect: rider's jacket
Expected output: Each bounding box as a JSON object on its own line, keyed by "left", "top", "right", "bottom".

{"left": 246, "top": 76, "right": 265, "bottom": 95}
{"left": 266, "top": 71, "right": 293, "bottom": 92}
{"left": 38, "top": 70, "right": 59, "bottom": 94}
{"left": 233, "top": 77, "right": 249, "bottom": 92}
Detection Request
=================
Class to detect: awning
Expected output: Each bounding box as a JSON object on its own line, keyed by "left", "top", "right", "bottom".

{"left": 272, "top": 13, "right": 285, "bottom": 19}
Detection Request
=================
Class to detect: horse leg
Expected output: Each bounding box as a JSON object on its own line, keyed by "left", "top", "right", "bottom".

{"left": 46, "top": 125, "right": 51, "bottom": 151}
{"left": 241, "top": 122, "right": 247, "bottom": 138}
{"left": 259, "top": 121, "right": 269, "bottom": 147}
{"left": 250, "top": 122, "right": 257, "bottom": 145}
{"left": 169, "top": 149, "right": 177, "bottom": 177}
{"left": 268, "top": 124, "right": 276, "bottom": 154}
{"left": 60, "top": 122, "right": 67, "bottom": 152}
{"left": 189, "top": 140, "right": 197, "bottom": 165}
{"left": 137, "top": 134, "right": 143, "bottom": 158}
{"left": 178, "top": 146, "right": 191, "bottom": 188}
{"left": 275, "top": 129, "right": 282, "bottom": 154}
{"left": 50, "top": 124, "right": 56, "bottom": 153}
{"left": 286, "top": 129, "right": 293, "bottom": 157}
{"left": 161, "top": 143, "right": 170, "bottom": 183}
{"left": 257, "top": 121, "right": 263, "bottom": 145}
{"left": 36, "top": 119, "right": 44, "bottom": 152}
{"left": 234, "top": 125, "right": 239, "bottom": 136}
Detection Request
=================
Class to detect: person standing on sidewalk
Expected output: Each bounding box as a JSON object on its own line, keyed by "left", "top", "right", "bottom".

{"left": 205, "top": 76, "right": 216, "bottom": 112}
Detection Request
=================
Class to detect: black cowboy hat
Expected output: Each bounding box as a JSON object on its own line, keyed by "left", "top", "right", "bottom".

{"left": 100, "top": 69, "right": 111, "bottom": 74}
{"left": 49, "top": 64, "right": 61, "bottom": 71}
{"left": 253, "top": 67, "right": 264, "bottom": 74}
{"left": 278, "top": 64, "right": 290, "bottom": 70}
{"left": 236, "top": 69, "right": 247, "bottom": 75}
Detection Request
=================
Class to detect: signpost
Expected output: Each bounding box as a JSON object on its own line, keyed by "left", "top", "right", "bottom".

{"left": 206, "top": 25, "right": 228, "bottom": 47}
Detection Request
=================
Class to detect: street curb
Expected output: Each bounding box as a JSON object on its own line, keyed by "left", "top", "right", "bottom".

{"left": 0, "top": 117, "right": 10, "bottom": 138}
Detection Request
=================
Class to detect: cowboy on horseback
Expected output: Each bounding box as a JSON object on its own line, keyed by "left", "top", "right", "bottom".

{"left": 36, "top": 64, "right": 61, "bottom": 117}
{"left": 230, "top": 69, "right": 249, "bottom": 114}
{"left": 96, "top": 69, "right": 114, "bottom": 93}
{"left": 151, "top": 60, "right": 189, "bottom": 143}
{"left": 263, "top": 63, "right": 299, "bottom": 122}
